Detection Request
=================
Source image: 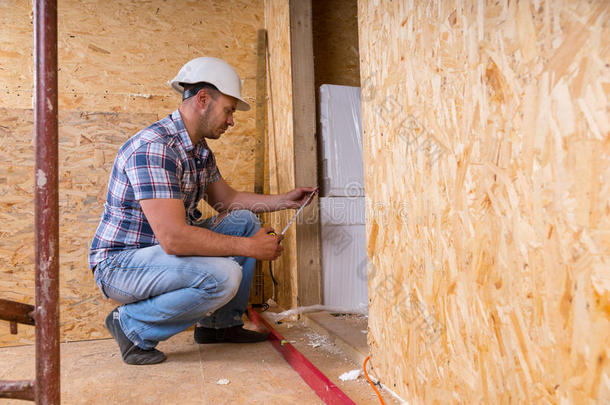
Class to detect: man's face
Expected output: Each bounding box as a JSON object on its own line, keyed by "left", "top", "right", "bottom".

{"left": 200, "top": 92, "right": 237, "bottom": 140}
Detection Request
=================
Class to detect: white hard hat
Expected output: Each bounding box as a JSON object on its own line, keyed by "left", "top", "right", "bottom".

{"left": 169, "top": 57, "right": 250, "bottom": 111}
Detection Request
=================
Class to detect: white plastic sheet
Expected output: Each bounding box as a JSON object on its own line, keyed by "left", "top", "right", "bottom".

{"left": 319, "top": 84, "right": 364, "bottom": 197}
{"left": 320, "top": 196, "right": 368, "bottom": 311}
{"left": 264, "top": 304, "right": 366, "bottom": 323}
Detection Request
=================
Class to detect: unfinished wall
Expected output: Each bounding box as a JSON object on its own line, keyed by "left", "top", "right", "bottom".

{"left": 0, "top": 0, "right": 264, "bottom": 346}
{"left": 312, "top": 0, "right": 361, "bottom": 89}
{"left": 358, "top": 0, "right": 609, "bottom": 402}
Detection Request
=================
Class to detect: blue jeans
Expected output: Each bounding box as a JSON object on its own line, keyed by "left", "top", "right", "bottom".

{"left": 93, "top": 209, "right": 260, "bottom": 350}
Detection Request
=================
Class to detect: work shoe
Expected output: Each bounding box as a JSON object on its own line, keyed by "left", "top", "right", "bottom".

{"left": 194, "top": 325, "right": 269, "bottom": 344}
{"left": 105, "top": 308, "right": 166, "bottom": 365}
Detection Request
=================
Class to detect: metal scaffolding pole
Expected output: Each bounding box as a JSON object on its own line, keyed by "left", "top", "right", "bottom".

{"left": 0, "top": 1, "right": 60, "bottom": 402}
{"left": 34, "top": 0, "right": 60, "bottom": 403}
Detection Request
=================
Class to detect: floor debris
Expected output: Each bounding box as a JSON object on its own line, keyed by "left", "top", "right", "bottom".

{"left": 339, "top": 369, "right": 362, "bottom": 381}
{"left": 305, "top": 332, "right": 328, "bottom": 349}
{"left": 216, "top": 379, "right": 230, "bottom": 385}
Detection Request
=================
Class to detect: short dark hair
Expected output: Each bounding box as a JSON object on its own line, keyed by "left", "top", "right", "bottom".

{"left": 181, "top": 82, "right": 220, "bottom": 101}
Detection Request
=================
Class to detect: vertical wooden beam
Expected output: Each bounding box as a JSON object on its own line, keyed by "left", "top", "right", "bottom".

{"left": 289, "top": 0, "right": 321, "bottom": 306}
{"left": 254, "top": 29, "right": 267, "bottom": 196}
{"left": 251, "top": 29, "right": 269, "bottom": 305}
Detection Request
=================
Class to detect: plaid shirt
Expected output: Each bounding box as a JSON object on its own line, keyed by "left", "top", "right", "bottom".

{"left": 89, "top": 110, "right": 221, "bottom": 269}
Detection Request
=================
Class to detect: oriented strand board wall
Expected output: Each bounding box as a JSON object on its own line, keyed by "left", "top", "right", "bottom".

{"left": 0, "top": 109, "right": 158, "bottom": 346}
{"left": 312, "top": 0, "right": 361, "bottom": 89}
{"left": 0, "top": 0, "right": 264, "bottom": 346}
{"left": 264, "top": 0, "right": 298, "bottom": 310}
{"left": 358, "top": 0, "right": 609, "bottom": 403}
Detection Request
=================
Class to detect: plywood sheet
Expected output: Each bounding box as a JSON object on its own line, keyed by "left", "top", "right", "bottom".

{"left": 0, "top": 329, "right": 325, "bottom": 404}
{"left": 0, "top": 0, "right": 262, "bottom": 192}
{"left": 0, "top": 108, "right": 158, "bottom": 346}
{"left": 0, "top": 0, "right": 262, "bottom": 114}
{"left": 0, "top": 0, "right": 265, "bottom": 345}
{"left": 357, "top": 0, "right": 609, "bottom": 402}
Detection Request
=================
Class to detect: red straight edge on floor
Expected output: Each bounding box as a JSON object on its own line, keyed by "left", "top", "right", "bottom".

{"left": 247, "top": 306, "right": 356, "bottom": 405}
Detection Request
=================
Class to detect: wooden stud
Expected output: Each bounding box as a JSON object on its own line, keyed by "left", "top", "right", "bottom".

{"left": 289, "top": 0, "right": 321, "bottom": 307}
{"left": 251, "top": 29, "right": 270, "bottom": 306}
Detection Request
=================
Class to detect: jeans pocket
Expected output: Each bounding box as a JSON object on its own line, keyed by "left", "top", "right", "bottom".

{"left": 94, "top": 254, "right": 138, "bottom": 303}
{"left": 112, "top": 249, "right": 137, "bottom": 268}
{"left": 99, "top": 281, "right": 138, "bottom": 304}
{"left": 93, "top": 266, "right": 110, "bottom": 299}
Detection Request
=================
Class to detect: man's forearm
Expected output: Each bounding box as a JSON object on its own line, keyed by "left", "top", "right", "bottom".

{"left": 166, "top": 224, "right": 252, "bottom": 257}
{"left": 226, "top": 191, "right": 290, "bottom": 213}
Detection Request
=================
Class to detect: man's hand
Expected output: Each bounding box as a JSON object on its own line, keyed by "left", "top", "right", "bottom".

{"left": 280, "top": 187, "right": 318, "bottom": 210}
{"left": 247, "top": 226, "right": 284, "bottom": 260}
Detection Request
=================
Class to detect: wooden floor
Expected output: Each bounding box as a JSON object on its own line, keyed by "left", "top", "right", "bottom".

{"left": 0, "top": 317, "right": 397, "bottom": 404}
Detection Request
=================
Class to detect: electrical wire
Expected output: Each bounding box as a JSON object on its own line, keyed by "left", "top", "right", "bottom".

{"left": 269, "top": 260, "right": 278, "bottom": 302}
{"left": 250, "top": 302, "right": 270, "bottom": 312}
{"left": 363, "top": 355, "right": 385, "bottom": 405}
{"left": 269, "top": 264, "right": 278, "bottom": 287}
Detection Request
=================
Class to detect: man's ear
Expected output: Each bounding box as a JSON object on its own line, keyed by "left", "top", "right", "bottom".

{"left": 196, "top": 89, "right": 211, "bottom": 110}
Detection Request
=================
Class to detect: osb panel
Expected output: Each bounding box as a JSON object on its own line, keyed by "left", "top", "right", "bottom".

{"left": 0, "top": 0, "right": 265, "bottom": 345}
{"left": 358, "top": 0, "right": 609, "bottom": 403}
{"left": 312, "top": 0, "right": 361, "bottom": 89}
{"left": 0, "top": 0, "right": 261, "bottom": 192}
{"left": 0, "top": 0, "right": 262, "bottom": 114}
{"left": 0, "top": 109, "right": 158, "bottom": 346}
{"left": 265, "top": 0, "right": 298, "bottom": 310}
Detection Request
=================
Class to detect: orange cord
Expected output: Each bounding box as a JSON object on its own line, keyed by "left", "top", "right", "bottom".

{"left": 363, "top": 355, "right": 385, "bottom": 405}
